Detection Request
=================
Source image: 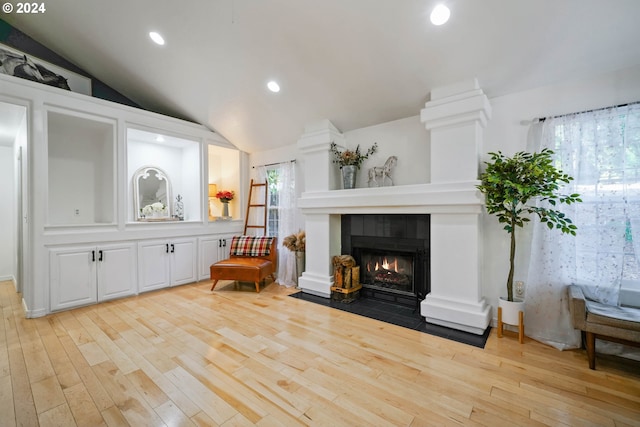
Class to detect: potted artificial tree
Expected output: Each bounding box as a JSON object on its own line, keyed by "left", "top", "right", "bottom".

{"left": 477, "top": 148, "right": 581, "bottom": 341}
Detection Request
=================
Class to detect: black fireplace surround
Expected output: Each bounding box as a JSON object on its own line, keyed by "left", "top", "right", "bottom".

{"left": 341, "top": 214, "right": 430, "bottom": 306}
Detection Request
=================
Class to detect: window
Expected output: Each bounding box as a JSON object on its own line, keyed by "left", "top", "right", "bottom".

{"left": 266, "top": 168, "right": 280, "bottom": 237}
{"left": 548, "top": 104, "right": 640, "bottom": 289}
{"left": 523, "top": 104, "right": 640, "bottom": 348}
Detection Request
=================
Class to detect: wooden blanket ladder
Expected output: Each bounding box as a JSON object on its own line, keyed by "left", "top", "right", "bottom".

{"left": 243, "top": 179, "right": 268, "bottom": 235}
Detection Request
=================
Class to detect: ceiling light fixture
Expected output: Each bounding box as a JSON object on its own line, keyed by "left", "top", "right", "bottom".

{"left": 267, "top": 81, "right": 280, "bottom": 93}
{"left": 430, "top": 4, "right": 450, "bottom": 26}
{"left": 149, "top": 31, "right": 165, "bottom": 45}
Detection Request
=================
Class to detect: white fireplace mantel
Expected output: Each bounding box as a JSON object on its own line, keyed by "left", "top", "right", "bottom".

{"left": 298, "top": 181, "right": 483, "bottom": 214}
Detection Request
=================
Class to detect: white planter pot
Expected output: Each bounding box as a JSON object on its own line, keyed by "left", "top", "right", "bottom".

{"left": 498, "top": 297, "right": 525, "bottom": 325}
{"left": 498, "top": 297, "right": 525, "bottom": 343}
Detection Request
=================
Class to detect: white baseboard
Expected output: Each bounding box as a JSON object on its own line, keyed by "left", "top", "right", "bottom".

{"left": 22, "top": 298, "right": 47, "bottom": 318}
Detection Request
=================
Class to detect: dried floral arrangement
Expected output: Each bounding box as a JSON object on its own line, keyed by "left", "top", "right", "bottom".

{"left": 283, "top": 230, "right": 306, "bottom": 252}
{"left": 329, "top": 142, "right": 378, "bottom": 169}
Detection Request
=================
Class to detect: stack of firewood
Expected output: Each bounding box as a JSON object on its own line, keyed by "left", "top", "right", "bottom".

{"left": 331, "top": 255, "right": 361, "bottom": 301}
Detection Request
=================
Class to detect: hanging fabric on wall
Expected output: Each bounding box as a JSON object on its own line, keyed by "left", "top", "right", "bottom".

{"left": 254, "top": 162, "right": 299, "bottom": 287}
{"left": 273, "top": 161, "right": 298, "bottom": 287}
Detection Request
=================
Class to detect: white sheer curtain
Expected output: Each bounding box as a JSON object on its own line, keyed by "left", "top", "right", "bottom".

{"left": 272, "top": 162, "right": 299, "bottom": 287}
{"left": 525, "top": 103, "right": 640, "bottom": 350}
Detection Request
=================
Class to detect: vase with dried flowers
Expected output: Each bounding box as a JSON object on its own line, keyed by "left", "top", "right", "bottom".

{"left": 216, "top": 190, "right": 234, "bottom": 218}
{"left": 329, "top": 142, "right": 378, "bottom": 189}
{"left": 283, "top": 230, "right": 306, "bottom": 284}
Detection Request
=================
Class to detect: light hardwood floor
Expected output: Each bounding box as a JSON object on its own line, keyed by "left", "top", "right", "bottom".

{"left": 1, "top": 279, "right": 639, "bottom": 426}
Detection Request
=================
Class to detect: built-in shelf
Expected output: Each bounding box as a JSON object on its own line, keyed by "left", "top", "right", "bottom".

{"left": 127, "top": 128, "right": 201, "bottom": 223}
{"left": 47, "top": 110, "right": 116, "bottom": 226}
{"left": 208, "top": 145, "right": 240, "bottom": 221}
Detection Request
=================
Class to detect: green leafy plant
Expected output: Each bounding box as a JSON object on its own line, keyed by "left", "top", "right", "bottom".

{"left": 477, "top": 148, "right": 582, "bottom": 301}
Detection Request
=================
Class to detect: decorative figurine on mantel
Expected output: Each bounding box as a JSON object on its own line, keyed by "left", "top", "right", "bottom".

{"left": 174, "top": 194, "right": 184, "bottom": 221}
{"left": 368, "top": 156, "right": 397, "bottom": 187}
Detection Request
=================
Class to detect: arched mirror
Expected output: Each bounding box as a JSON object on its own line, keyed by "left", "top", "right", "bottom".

{"left": 133, "top": 166, "right": 172, "bottom": 220}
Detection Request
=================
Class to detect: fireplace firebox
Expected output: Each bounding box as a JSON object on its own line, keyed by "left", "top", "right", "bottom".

{"left": 341, "top": 214, "right": 430, "bottom": 306}
{"left": 361, "top": 250, "right": 415, "bottom": 295}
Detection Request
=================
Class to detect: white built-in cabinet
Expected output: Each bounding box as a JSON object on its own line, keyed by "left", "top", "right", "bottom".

{"left": 1, "top": 74, "right": 245, "bottom": 316}
{"left": 49, "top": 242, "right": 137, "bottom": 311}
{"left": 138, "top": 238, "right": 198, "bottom": 292}
{"left": 198, "top": 234, "right": 234, "bottom": 280}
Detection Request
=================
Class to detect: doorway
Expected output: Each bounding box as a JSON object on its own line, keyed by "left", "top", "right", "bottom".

{"left": 0, "top": 100, "right": 28, "bottom": 293}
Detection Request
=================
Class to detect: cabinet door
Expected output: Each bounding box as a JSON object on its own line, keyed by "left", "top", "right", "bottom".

{"left": 171, "top": 238, "right": 197, "bottom": 286}
{"left": 219, "top": 236, "right": 233, "bottom": 260}
{"left": 50, "top": 246, "right": 97, "bottom": 311}
{"left": 198, "top": 234, "right": 234, "bottom": 280}
{"left": 138, "top": 240, "right": 171, "bottom": 292}
{"left": 97, "top": 243, "right": 137, "bottom": 301}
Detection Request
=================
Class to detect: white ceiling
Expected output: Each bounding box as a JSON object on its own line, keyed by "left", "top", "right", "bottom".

{"left": 5, "top": 0, "right": 640, "bottom": 153}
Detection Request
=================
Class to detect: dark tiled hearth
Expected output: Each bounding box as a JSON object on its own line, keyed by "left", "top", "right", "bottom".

{"left": 289, "top": 291, "right": 490, "bottom": 348}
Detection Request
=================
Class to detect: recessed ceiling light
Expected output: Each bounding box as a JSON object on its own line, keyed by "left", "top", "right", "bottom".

{"left": 267, "top": 81, "right": 280, "bottom": 93}
{"left": 430, "top": 4, "right": 450, "bottom": 26}
{"left": 149, "top": 31, "right": 165, "bottom": 45}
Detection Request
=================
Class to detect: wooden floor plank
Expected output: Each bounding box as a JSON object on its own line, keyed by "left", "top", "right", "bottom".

{"left": 1, "top": 280, "right": 639, "bottom": 426}
{"left": 37, "top": 403, "right": 77, "bottom": 427}
{"left": 33, "top": 318, "right": 82, "bottom": 390}
{"left": 92, "top": 360, "right": 165, "bottom": 427}
{"left": 154, "top": 399, "right": 197, "bottom": 427}
{"left": 30, "top": 375, "right": 66, "bottom": 415}
{"left": 58, "top": 334, "right": 115, "bottom": 412}
{"left": 63, "top": 382, "right": 107, "bottom": 427}
{"left": 0, "top": 371, "right": 16, "bottom": 427}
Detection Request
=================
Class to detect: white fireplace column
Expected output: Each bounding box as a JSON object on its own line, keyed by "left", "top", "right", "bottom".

{"left": 419, "top": 79, "right": 492, "bottom": 335}
{"left": 296, "top": 120, "right": 344, "bottom": 297}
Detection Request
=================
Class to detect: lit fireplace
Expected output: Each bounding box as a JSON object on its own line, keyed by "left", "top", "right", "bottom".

{"left": 362, "top": 251, "right": 414, "bottom": 295}
{"left": 342, "top": 214, "right": 430, "bottom": 306}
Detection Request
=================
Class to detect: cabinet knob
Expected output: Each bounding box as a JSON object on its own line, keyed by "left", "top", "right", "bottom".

{"left": 166, "top": 244, "right": 169, "bottom": 253}
{"left": 98, "top": 250, "right": 104, "bottom": 262}
{"left": 171, "top": 244, "right": 175, "bottom": 253}
{"left": 91, "top": 250, "right": 95, "bottom": 262}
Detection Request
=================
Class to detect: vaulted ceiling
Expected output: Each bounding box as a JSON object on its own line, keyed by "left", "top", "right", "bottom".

{"left": 5, "top": 0, "right": 640, "bottom": 152}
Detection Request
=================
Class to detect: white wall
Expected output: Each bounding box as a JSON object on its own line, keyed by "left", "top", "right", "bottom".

{"left": 249, "top": 115, "right": 429, "bottom": 192}
{"left": 343, "top": 116, "right": 430, "bottom": 187}
{"left": 0, "top": 146, "right": 15, "bottom": 281}
{"left": 14, "top": 112, "right": 27, "bottom": 292}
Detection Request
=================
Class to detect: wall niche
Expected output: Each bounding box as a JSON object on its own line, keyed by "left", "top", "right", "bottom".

{"left": 47, "top": 110, "right": 116, "bottom": 226}
{"left": 127, "top": 128, "right": 201, "bottom": 222}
